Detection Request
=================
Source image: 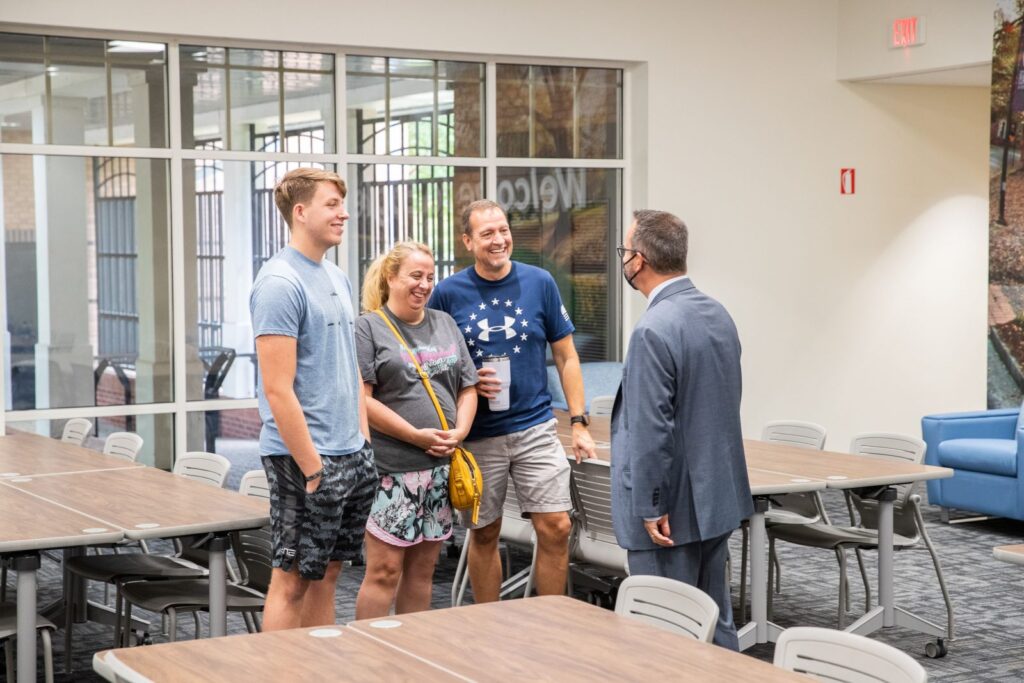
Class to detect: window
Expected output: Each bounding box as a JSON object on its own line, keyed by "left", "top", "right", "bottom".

{"left": 1, "top": 32, "right": 627, "bottom": 469}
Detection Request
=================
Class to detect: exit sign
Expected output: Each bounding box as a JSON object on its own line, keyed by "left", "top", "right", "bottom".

{"left": 891, "top": 16, "right": 926, "bottom": 48}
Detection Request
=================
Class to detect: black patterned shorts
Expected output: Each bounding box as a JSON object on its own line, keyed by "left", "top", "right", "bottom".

{"left": 261, "top": 442, "right": 377, "bottom": 580}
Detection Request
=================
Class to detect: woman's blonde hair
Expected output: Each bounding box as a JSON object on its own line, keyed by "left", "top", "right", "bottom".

{"left": 361, "top": 241, "right": 434, "bottom": 312}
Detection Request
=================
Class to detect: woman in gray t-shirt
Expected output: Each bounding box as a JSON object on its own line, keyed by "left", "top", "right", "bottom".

{"left": 353, "top": 241, "right": 478, "bottom": 618}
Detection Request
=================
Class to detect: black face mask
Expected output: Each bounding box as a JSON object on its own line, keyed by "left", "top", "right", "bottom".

{"left": 621, "top": 252, "right": 642, "bottom": 291}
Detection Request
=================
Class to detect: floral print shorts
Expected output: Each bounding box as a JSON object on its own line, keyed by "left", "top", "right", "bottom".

{"left": 365, "top": 464, "right": 454, "bottom": 547}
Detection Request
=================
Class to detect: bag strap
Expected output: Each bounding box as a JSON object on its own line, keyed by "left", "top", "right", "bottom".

{"left": 373, "top": 308, "right": 450, "bottom": 431}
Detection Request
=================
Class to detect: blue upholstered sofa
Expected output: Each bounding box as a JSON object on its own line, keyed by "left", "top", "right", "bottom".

{"left": 546, "top": 361, "right": 623, "bottom": 412}
{"left": 921, "top": 407, "right": 1024, "bottom": 521}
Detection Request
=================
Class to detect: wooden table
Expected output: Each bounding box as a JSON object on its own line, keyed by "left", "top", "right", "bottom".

{"left": 94, "top": 626, "right": 448, "bottom": 682}
{"left": 349, "top": 596, "right": 807, "bottom": 681}
{"left": 994, "top": 544, "right": 1024, "bottom": 566}
{"left": 0, "top": 430, "right": 142, "bottom": 477}
{"left": 1, "top": 484, "right": 124, "bottom": 683}
{"left": 552, "top": 412, "right": 955, "bottom": 648}
{"left": 744, "top": 439, "right": 953, "bottom": 647}
{"left": 2, "top": 466, "right": 269, "bottom": 639}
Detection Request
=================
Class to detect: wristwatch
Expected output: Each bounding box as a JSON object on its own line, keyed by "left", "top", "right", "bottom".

{"left": 570, "top": 414, "right": 590, "bottom": 427}
{"left": 304, "top": 467, "right": 324, "bottom": 482}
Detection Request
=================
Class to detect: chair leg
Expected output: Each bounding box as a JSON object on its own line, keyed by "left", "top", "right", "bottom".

{"left": 254, "top": 612, "right": 263, "bottom": 632}
{"left": 64, "top": 572, "right": 75, "bottom": 673}
{"left": 242, "top": 611, "right": 256, "bottom": 634}
{"left": 767, "top": 536, "right": 775, "bottom": 620}
{"left": 168, "top": 608, "right": 178, "bottom": 643}
{"left": 1, "top": 566, "right": 6, "bottom": 602}
{"left": 122, "top": 602, "right": 133, "bottom": 647}
{"left": 915, "top": 503, "right": 955, "bottom": 639}
{"left": 771, "top": 541, "right": 781, "bottom": 593}
{"left": 836, "top": 548, "right": 848, "bottom": 629}
{"left": 854, "top": 547, "right": 871, "bottom": 612}
{"left": 193, "top": 611, "right": 201, "bottom": 639}
{"left": 739, "top": 525, "right": 749, "bottom": 624}
{"left": 113, "top": 584, "right": 124, "bottom": 647}
{"left": 41, "top": 627, "right": 55, "bottom": 683}
{"left": 4, "top": 640, "right": 14, "bottom": 682}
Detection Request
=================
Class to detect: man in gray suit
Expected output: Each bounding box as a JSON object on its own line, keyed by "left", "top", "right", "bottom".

{"left": 611, "top": 209, "right": 753, "bottom": 650}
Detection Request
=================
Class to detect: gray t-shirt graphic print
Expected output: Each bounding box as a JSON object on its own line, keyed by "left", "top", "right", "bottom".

{"left": 355, "top": 307, "right": 477, "bottom": 473}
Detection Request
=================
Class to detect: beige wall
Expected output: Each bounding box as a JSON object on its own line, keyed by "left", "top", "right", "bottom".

{"left": 0, "top": 0, "right": 990, "bottom": 448}
{"left": 837, "top": 0, "right": 993, "bottom": 80}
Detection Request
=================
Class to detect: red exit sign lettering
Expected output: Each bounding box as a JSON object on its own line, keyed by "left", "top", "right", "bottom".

{"left": 891, "top": 16, "right": 926, "bottom": 48}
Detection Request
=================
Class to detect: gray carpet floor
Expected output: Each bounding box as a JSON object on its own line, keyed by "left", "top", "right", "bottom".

{"left": 3, "top": 490, "right": 1023, "bottom": 682}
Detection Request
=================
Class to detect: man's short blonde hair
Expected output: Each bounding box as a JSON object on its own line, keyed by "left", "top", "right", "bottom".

{"left": 274, "top": 168, "right": 347, "bottom": 228}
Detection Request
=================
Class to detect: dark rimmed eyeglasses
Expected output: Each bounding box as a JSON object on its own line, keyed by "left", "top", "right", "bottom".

{"left": 615, "top": 246, "right": 644, "bottom": 260}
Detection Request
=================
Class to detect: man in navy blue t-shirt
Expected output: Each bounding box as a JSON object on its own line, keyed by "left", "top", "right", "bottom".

{"left": 429, "top": 199, "right": 597, "bottom": 602}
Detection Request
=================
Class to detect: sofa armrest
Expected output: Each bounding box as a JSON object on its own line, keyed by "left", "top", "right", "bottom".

{"left": 922, "top": 409, "right": 1018, "bottom": 443}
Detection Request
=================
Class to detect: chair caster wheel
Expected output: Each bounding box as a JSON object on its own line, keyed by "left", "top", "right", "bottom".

{"left": 924, "top": 639, "right": 947, "bottom": 658}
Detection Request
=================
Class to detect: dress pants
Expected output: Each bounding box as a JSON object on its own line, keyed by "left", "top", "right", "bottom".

{"left": 626, "top": 531, "right": 737, "bottom": 650}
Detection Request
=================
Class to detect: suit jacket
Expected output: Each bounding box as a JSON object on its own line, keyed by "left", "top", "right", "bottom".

{"left": 611, "top": 278, "right": 753, "bottom": 550}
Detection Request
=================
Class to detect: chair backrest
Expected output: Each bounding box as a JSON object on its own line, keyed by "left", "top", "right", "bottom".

{"left": 762, "top": 421, "right": 828, "bottom": 519}
{"left": 569, "top": 459, "right": 628, "bottom": 573}
{"left": 589, "top": 395, "right": 615, "bottom": 417}
{"left": 233, "top": 472, "right": 274, "bottom": 592}
{"left": 773, "top": 627, "right": 927, "bottom": 683}
{"left": 173, "top": 451, "right": 232, "bottom": 488}
{"left": 849, "top": 433, "right": 927, "bottom": 536}
{"left": 102, "top": 432, "right": 144, "bottom": 461}
{"left": 501, "top": 481, "right": 535, "bottom": 547}
{"left": 239, "top": 469, "right": 270, "bottom": 499}
{"left": 762, "top": 420, "right": 827, "bottom": 450}
{"left": 60, "top": 418, "right": 93, "bottom": 446}
{"left": 614, "top": 575, "right": 719, "bottom": 642}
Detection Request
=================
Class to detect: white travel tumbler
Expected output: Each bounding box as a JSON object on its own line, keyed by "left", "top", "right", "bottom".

{"left": 482, "top": 354, "right": 511, "bottom": 411}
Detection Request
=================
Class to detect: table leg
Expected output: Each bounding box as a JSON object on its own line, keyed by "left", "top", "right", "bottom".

{"left": 738, "top": 498, "right": 783, "bottom": 651}
{"left": 13, "top": 553, "right": 40, "bottom": 683}
{"left": 207, "top": 534, "right": 230, "bottom": 638}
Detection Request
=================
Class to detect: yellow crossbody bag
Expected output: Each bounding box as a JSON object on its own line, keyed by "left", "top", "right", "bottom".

{"left": 373, "top": 309, "right": 483, "bottom": 524}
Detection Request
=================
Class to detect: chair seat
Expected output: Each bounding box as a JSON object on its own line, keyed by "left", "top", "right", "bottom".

{"left": 770, "top": 523, "right": 917, "bottom": 550}
{"left": 0, "top": 602, "right": 56, "bottom": 639}
{"left": 66, "top": 554, "right": 207, "bottom": 583}
{"left": 936, "top": 438, "right": 1017, "bottom": 477}
{"left": 121, "top": 579, "right": 265, "bottom": 613}
{"left": 765, "top": 509, "right": 819, "bottom": 525}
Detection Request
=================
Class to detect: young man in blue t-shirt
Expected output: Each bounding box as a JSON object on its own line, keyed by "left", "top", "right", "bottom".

{"left": 250, "top": 168, "right": 376, "bottom": 630}
{"left": 429, "top": 199, "right": 597, "bottom": 602}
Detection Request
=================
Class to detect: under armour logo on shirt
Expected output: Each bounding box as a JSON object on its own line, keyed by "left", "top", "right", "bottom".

{"left": 477, "top": 316, "right": 517, "bottom": 342}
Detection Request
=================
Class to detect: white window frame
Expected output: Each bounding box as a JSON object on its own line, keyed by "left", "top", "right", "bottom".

{"left": 0, "top": 25, "right": 631, "bottom": 468}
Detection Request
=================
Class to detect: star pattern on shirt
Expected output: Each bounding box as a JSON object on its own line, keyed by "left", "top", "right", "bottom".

{"left": 520, "top": 333, "right": 528, "bottom": 341}
{"left": 479, "top": 302, "right": 487, "bottom": 310}
{"left": 476, "top": 349, "right": 483, "bottom": 357}
{"left": 520, "top": 319, "right": 529, "bottom": 327}
{"left": 469, "top": 313, "right": 477, "bottom": 321}
{"left": 491, "top": 298, "right": 499, "bottom": 306}
{"left": 513, "top": 345, "right": 521, "bottom": 354}
{"left": 464, "top": 326, "right": 472, "bottom": 334}
{"left": 515, "top": 307, "right": 523, "bottom": 315}
{"left": 467, "top": 339, "right": 475, "bottom": 346}
{"left": 505, "top": 299, "right": 512, "bottom": 307}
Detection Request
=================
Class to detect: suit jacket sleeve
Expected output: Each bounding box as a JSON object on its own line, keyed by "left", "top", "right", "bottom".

{"left": 624, "top": 325, "right": 677, "bottom": 519}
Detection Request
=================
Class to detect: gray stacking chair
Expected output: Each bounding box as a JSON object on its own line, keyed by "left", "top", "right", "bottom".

{"left": 60, "top": 418, "right": 93, "bottom": 446}
{"left": 452, "top": 480, "right": 537, "bottom": 606}
{"left": 739, "top": 420, "right": 829, "bottom": 622}
{"left": 614, "top": 575, "right": 718, "bottom": 642}
{"left": 102, "top": 431, "right": 145, "bottom": 461}
{"left": 588, "top": 395, "right": 615, "bottom": 417}
{"left": 768, "top": 433, "right": 953, "bottom": 643}
{"left": 773, "top": 626, "right": 927, "bottom": 682}
{"left": 63, "top": 451, "right": 233, "bottom": 664}
{"left": 568, "top": 458, "right": 628, "bottom": 606}
{"left": 117, "top": 473, "right": 273, "bottom": 643}
{"left": 0, "top": 602, "right": 57, "bottom": 683}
